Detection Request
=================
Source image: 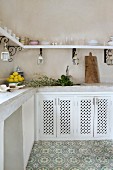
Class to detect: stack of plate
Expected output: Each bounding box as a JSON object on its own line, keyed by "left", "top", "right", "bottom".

{"left": 39, "top": 41, "right": 50, "bottom": 45}
{"left": 87, "top": 40, "right": 99, "bottom": 46}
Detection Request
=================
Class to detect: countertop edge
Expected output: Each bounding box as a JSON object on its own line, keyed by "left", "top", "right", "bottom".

{"left": 0, "top": 88, "right": 36, "bottom": 122}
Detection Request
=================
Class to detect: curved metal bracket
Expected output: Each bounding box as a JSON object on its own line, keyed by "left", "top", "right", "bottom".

{"left": 0, "top": 36, "right": 9, "bottom": 44}
{"left": 104, "top": 49, "right": 113, "bottom": 65}
{"left": 7, "top": 46, "right": 22, "bottom": 56}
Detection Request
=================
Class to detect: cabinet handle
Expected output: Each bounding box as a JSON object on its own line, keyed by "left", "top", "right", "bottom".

{"left": 93, "top": 98, "right": 95, "bottom": 105}
{"left": 96, "top": 98, "right": 98, "bottom": 105}
{"left": 58, "top": 98, "right": 60, "bottom": 105}
{"left": 55, "top": 98, "right": 57, "bottom": 105}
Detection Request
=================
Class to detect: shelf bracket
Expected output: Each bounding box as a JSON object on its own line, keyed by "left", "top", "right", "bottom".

{"left": 0, "top": 36, "right": 9, "bottom": 44}
{"left": 7, "top": 46, "right": 22, "bottom": 56}
{"left": 104, "top": 49, "right": 108, "bottom": 63}
{"left": 104, "top": 49, "right": 113, "bottom": 65}
{"left": 0, "top": 36, "right": 22, "bottom": 56}
{"left": 72, "top": 48, "right": 76, "bottom": 59}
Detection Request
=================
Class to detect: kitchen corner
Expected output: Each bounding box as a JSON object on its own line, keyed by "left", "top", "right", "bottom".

{"left": 1, "top": 0, "right": 113, "bottom": 169}
{"left": 1, "top": 83, "right": 113, "bottom": 169}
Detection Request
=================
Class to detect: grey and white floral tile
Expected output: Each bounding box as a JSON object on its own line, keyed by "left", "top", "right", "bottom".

{"left": 26, "top": 140, "right": 113, "bottom": 170}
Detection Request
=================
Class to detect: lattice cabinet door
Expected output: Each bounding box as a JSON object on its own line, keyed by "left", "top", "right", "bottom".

{"left": 40, "top": 96, "right": 56, "bottom": 139}
{"left": 94, "top": 96, "right": 111, "bottom": 138}
{"left": 57, "top": 96, "right": 74, "bottom": 138}
{"left": 77, "top": 97, "right": 94, "bottom": 137}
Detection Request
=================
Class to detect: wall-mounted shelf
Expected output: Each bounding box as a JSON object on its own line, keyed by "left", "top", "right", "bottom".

{"left": 24, "top": 44, "right": 113, "bottom": 49}
{"left": 1, "top": 27, "right": 113, "bottom": 50}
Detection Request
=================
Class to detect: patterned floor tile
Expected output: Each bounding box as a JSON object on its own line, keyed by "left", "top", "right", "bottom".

{"left": 26, "top": 140, "right": 113, "bottom": 170}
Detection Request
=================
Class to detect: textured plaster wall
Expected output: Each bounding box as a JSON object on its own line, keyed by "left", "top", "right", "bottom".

{"left": 0, "top": 0, "right": 113, "bottom": 83}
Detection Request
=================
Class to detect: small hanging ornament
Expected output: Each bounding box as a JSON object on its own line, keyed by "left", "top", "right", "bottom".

{"left": 37, "top": 48, "right": 44, "bottom": 65}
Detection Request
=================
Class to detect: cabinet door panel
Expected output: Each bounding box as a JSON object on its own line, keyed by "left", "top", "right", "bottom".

{"left": 57, "top": 97, "right": 73, "bottom": 138}
{"left": 40, "top": 96, "right": 56, "bottom": 138}
{"left": 78, "top": 97, "right": 94, "bottom": 137}
{"left": 94, "top": 97, "right": 110, "bottom": 137}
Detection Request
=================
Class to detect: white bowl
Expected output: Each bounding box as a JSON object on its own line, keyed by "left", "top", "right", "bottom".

{"left": 108, "top": 41, "right": 113, "bottom": 46}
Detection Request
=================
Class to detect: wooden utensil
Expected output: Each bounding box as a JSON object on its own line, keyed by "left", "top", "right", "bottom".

{"left": 85, "top": 52, "right": 100, "bottom": 83}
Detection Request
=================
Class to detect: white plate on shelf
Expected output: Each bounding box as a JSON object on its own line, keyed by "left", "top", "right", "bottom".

{"left": 87, "top": 40, "right": 100, "bottom": 46}
{"left": 39, "top": 41, "right": 50, "bottom": 45}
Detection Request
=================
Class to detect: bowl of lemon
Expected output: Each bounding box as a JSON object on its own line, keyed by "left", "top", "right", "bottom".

{"left": 7, "top": 72, "right": 24, "bottom": 87}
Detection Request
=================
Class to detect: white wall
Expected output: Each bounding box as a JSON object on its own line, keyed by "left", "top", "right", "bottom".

{"left": 0, "top": 0, "right": 113, "bottom": 83}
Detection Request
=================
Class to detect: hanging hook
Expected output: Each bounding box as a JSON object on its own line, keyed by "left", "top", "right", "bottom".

{"left": 72, "top": 48, "right": 76, "bottom": 59}
{"left": 40, "top": 48, "right": 42, "bottom": 56}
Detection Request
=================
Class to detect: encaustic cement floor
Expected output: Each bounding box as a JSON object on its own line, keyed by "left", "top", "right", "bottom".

{"left": 26, "top": 140, "right": 113, "bottom": 170}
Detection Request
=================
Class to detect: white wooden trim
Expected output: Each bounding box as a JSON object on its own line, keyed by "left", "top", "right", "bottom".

{"left": 0, "top": 121, "right": 4, "bottom": 170}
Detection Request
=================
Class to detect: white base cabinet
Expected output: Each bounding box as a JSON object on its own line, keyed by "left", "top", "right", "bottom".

{"left": 36, "top": 93, "right": 112, "bottom": 140}
{"left": 38, "top": 95, "right": 74, "bottom": 140}
{"left": 77, "top": 96, "right": 111, "bottom": 139}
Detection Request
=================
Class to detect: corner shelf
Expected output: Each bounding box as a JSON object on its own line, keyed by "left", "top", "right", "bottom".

{"left": 0, "top": 27, "right": 24, "bottom": 48}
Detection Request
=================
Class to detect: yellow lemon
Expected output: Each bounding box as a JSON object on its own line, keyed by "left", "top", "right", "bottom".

{"left": 22, "top": 77, "right": 24, "bottom": 81}
{"left": 8, "top": 78, "right": 14, "bottom": 83}
{"left": 14, "top": 78, "right": 18, "bottom": 83}
{"left": 14, "top": 76, "right": 18, "bottom": 79}
{"left": 18, "top": 75, "right": 21, "bottom": 78}
{"left": 13, "top": 72, "right": 18, "bottom": 76}
{"left": 18, "top": 77, "right": 23, "bottom": 82}
{"left": 10, "top": 75, "right": 14, "bottom": 79}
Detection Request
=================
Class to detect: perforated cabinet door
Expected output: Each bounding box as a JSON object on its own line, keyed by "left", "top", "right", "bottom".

{"left": 78, "top": 97, "right": 94, "bottom": 138}
{"left": 94, "top": 96, "right": 111, "bottom": 138}
{"left": 57, "top": 96, "right": 74, "bottom": 138}
{"left": 40, "top": 96, "right": 56, "bottom": 139}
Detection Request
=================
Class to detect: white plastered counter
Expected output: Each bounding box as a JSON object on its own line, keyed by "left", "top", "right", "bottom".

{"left": 1, "top": 83, "right": 113, "bottom": 122}
{"left": 37, "top": 83, "right": 113, "bottom": 93}
{"left": 0, "top": 88, "right": 36, "bottom": 123}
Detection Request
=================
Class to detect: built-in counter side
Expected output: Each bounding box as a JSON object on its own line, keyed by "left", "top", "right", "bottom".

{"left": 0, "top": 88, "right": 36, "bottom": 170}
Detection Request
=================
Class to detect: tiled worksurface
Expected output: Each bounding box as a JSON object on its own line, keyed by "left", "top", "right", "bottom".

{"left": 26, "top": 140, "right": 113, "bottom": 170}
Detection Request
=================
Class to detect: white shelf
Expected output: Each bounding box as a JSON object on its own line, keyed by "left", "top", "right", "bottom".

{"left": 24, "top": 44, "right": 113, "bottom": 49}
{"left": 0, "top": 26, "right": 113, "bottom": 50}
{"left": 0, "top": 27, "right": 24, "bottom": 48}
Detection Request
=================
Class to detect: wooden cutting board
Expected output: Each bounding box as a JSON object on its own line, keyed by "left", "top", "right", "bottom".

{"left": 85, "top": 52, "right": 100, "bottom": 83}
